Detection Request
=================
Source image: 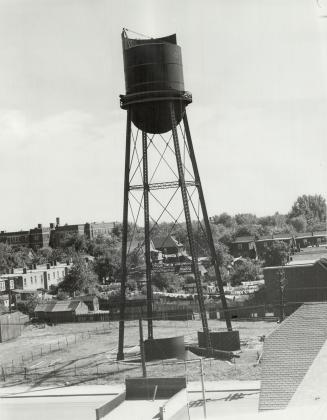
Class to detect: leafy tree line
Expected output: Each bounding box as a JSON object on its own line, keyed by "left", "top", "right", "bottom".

{"left": 0, "top": 194, "right": 325, "bottom": 301}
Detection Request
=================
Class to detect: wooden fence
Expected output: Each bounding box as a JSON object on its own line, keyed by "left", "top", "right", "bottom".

{"left": 0, "top": 312, "right": 29, "bottom": 343}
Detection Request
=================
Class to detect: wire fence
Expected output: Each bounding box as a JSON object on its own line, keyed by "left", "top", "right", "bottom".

{"left": 0, "top": 323, "right": 111, "bottom": 374}
{"left": 0, "top": 350, "right": 247, "bottom": 386}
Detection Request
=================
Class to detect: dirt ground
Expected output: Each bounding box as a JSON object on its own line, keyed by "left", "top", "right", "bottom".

{"left": 0, "top": 319, "right": 277, "bottom": 388}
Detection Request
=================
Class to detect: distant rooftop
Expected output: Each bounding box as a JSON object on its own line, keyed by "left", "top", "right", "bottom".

{"left": 233, "top": 236, "right": 255, "bottom": 243}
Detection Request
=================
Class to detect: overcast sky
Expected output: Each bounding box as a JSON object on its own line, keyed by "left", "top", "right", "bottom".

{"left": 0, "top": 0, "right": 326, "bottom": 230}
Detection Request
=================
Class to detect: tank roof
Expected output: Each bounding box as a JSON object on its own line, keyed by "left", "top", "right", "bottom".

{"left": 122, "top": 32, "right": 177, "bottom": 50}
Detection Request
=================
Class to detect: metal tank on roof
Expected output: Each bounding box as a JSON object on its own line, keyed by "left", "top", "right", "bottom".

{"left": 120, "top": 31, "right": 192, "bottom": 134}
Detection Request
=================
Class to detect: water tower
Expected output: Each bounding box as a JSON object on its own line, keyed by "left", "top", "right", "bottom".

{"left": 117, "top": 30, "right": 234, "bottom": 361}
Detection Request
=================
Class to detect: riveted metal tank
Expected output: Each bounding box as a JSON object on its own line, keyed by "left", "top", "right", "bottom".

{"left": 120, "top": 33, "right": 192, "bottom": 134}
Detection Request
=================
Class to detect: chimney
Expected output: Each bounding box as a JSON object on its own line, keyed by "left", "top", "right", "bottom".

{"left": 38, "top": 224, "right": 42, "bottom": 229}
{"left": 50, "top": 223, "right": 54, "bottom": 229}
{"left": 56, "top": 217, "right": 60, "bottom": 227}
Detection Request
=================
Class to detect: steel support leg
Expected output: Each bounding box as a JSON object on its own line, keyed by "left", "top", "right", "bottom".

{"left": 117, "top": 109, "right": 132, "bottom": 360}
{"left": 183, "top": 113, "right": 232, "bottom": 331}
{"left": 170, "top": 103, "right": 211, "bottom": 350}
{"left": 142, "top": 131, "right": 153, "bottom": 339}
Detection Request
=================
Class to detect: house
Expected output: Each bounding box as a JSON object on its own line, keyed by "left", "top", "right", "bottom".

{"left": 231, "top": 236, "right": 257, "bottom": 258}
{"left": 34, "top": 299, "right": 89, "bottom": 322}
{"left": 259, "top": 302, "right": 327, "bottom": 411}
{"left": 255, "top": 233, "right": 296, "bottom": 258}
{"left": 295, "top": 231, "right": 327, "bottom": 249}
{"left": 263, "top": 258, "right": 327, "bottom": 315}
{"left": 152, "top": 235, "right": 185, "bottom": 259}
{"left": 75, "top": 295, "right": 99, "bottom": 311}
{"left": 0, "top": 261, "right": 72, "bottom": 293}
{"left": 12, "top": 289, "right": 40, "bottom": 304}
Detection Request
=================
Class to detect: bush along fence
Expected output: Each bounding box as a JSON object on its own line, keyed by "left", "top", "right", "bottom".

{"left": 0, "top": 324, "right": 111, "bottom": 379}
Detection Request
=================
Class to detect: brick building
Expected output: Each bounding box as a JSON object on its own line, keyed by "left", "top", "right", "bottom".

{"left": 29, "top": 224, "right": 51, "bottom": 248}
{"left": 84, "top": 221, "right": 116, "bottom": 240}
{"left": 0, "top": 217, "right": 116, "bottom": 250}
{"left": 0, "top": 230, "right": 30, "bottom": 248}
{"left": 259, "top": 302, "right": 327, "bottom": 411}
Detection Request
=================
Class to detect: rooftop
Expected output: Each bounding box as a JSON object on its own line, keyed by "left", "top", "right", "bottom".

{"left": 259, "top": 302, "right": 327, "bottom": 411}
{"left": 152, "top": 235, "right": 183, "bottom": 250}
{"left": 35, "top": 300, "right": 83, "bottom": 313}
{"left": 233, "top": 236, "right": 255, "bottom": 243}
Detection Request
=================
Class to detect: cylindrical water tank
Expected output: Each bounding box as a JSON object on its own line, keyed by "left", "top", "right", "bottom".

{"left": 121, "top": 33, "right": 191, "bottom": 134}
{"left": 144, "top": 336, "right": 185, "bottom": 361}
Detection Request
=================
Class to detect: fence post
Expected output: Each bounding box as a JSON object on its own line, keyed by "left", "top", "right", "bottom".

{"left": 1, "top": 366, "right": 6, "bottom": 382}
{"left": 139, "top": 318, "right": 147, "bottom": 378}
{"left": 24, "top": 367, "right": 27, "bottom": 380}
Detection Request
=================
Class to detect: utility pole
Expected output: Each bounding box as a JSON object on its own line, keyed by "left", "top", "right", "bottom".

{"left": 200, "top": 359, "right": 207, "bottom": 419}
{"left": 278, "top": 267, "right": 287, "bottom": 322}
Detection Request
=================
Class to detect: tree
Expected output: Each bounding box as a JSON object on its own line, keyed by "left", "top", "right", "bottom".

{"left": 288, "top": 215, "right": 307, "bottom": 233}
{"left": 235, "top": 224, "right": 264, "bottom": 238}
{"left": 0, "top": 244, "right": 33, "bottom": 274}
{"left": 60, "top": 233, "right": 88, "bottom": 253}
{"left": 88, "top": 235, "right": 121, "bottom": 283}
{"left": 151, "top": 272, "right": 182, "bottom": 292}
{"left": 16, "top": 295, "right": 39, "bottom": 317}
{"left": 262, "top": 241, "right": 290, "bottom": 267}
{"left": 58, "top": 258, "right": 98, "bottom": 296}
{"left": 214, "top": 241, "right": 233, "bottom": 267}
{"left": 235, "top": 213, "right": 257, "bottom": 225}
{"left": 212, "top": 213, "right": 233, "bottom": 228}
{"left": 288, "top": 194, "right": 326, "bottom": 227}
{"left": 230, "top": 259, "right": 260, "bottom": 286}
{"left": 152, "top": 272, "right": 171, "bottom": 291}
{"left": 258, "top": 215, "right": 276, "bottom": 228}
